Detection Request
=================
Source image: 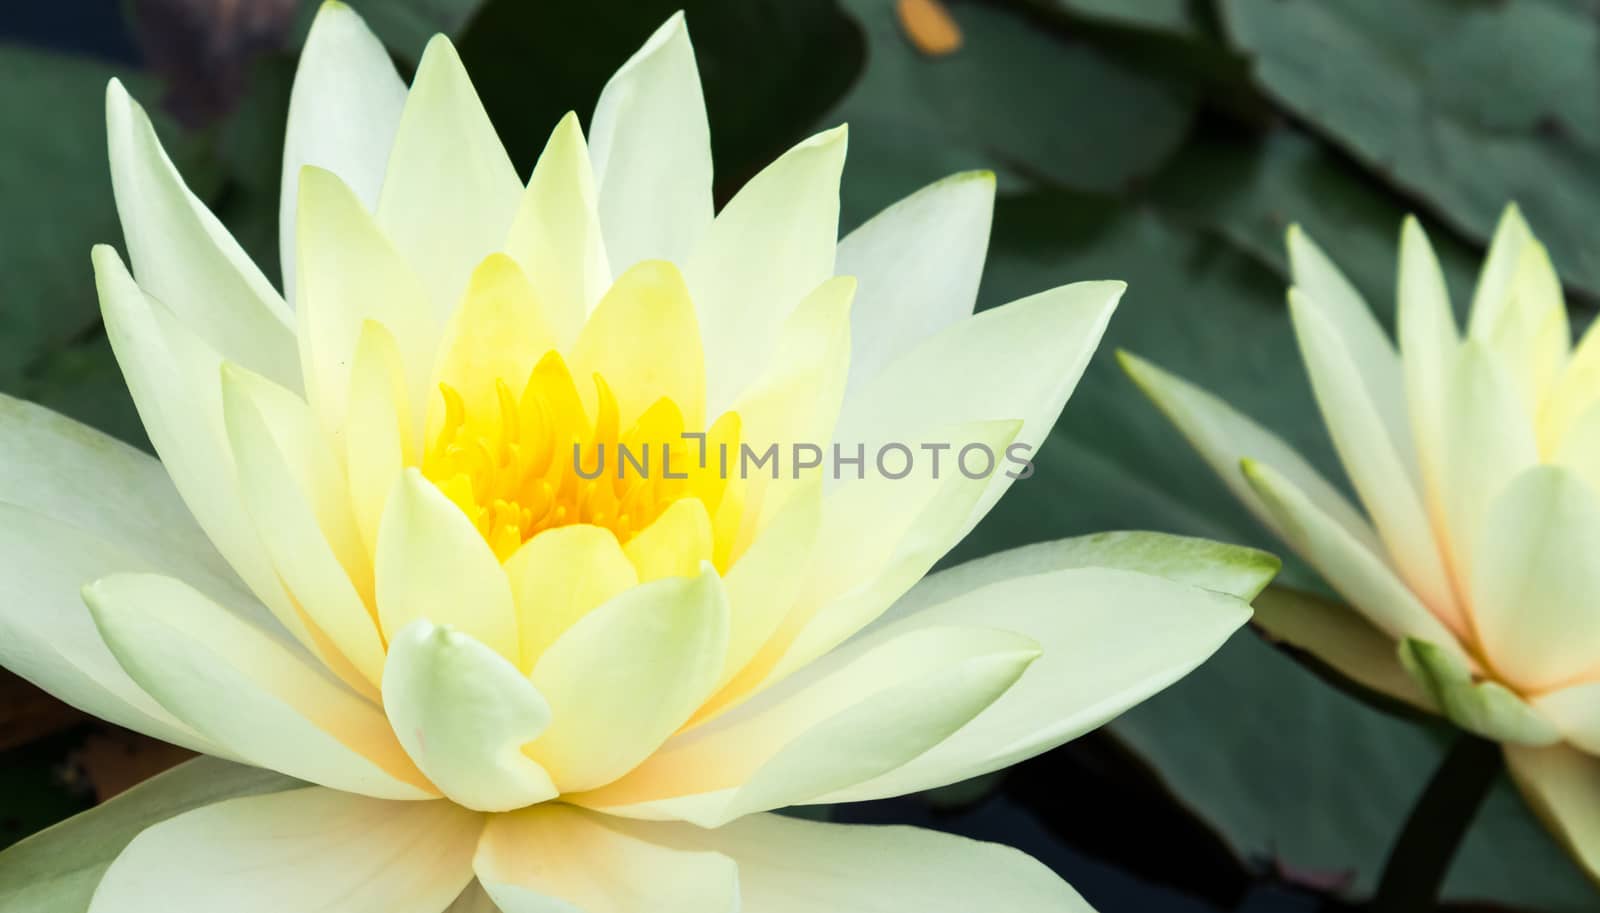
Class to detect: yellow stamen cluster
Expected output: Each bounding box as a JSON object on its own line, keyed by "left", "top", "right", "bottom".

{"left": 423, "top": 350, "right": 740, "bottom": 562}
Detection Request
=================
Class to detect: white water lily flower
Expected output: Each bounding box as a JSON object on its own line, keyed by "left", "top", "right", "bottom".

{"left": 1124, "top": 206, "right": 1600, "bottom": 881}
{"left": 0, "top": 4, "right": 1267, "bottom": 910}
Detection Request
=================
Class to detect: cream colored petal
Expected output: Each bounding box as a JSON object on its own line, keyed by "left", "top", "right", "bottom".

{"left": 806, "top": 566, "right": 1252, "bottom": 805}
{"left": 1289, "top": 288, "right": 1458, "bottom": 627}
{"left": 686, "top": 127, "right": 847, "bottom": 412}
{"left": 429, "top": 253, "right": 560, "bottom": 439}
{"left": 1441, "top": 341, "right": 1540, "bottom": 580}
{"left": 1251, "top": 586, "right": 1430, "bottom": 711}
{"left": 84, "top": 573, "right": 435, "bottom": 799}
{"left": 0, "top": 505, "right": 216, "bottom": 754}
{"left": 836, "top": 170, "right": 994, "bottom": 393}
{"left": 95, "top": 246, "right": 308, "bottom": 645}
{"left": 614, "top": 814, "right": 1095, "bottom": 913}
{"left": 383, "top": 622, "right": 558, "bottom": 812}
{"left": 475, "top": 805, "right": 739, "bottom": 913}
{"left": 279, "top": 0, "right": 406, "bottom": 302}
{"left": 1530, "top": 684, "right": 1600, "bottom": 755}
{"left": 0, "top": 757, "right": 298, "bottom": 913}
{"left": 1119, "top": 351, "right": 1382, "bottom": 554}
{"left": 623, "top": 497, "right": 714, "bottom": 582}
{"left": 589, "top": 11, "right": 713, "bottom": 271}
{"left": 377, "top": 36, "right": 521, "bottom": 314}
{"left": 1396, "top": 217, "right": 1459, "bottom": 533}
{"left": 1505, "top": 743, "right": 1600, "bottom": 885}
{"left": 505, "top": 111, "right": 611, "bottom": 347}
{"left": 1470, "top": 465, "right": 1600, "bottom": 692}
{"left": 295, "top": 165, "right": 437, "bottom": 444}
{"left": 833, "top": 280, "right": 1122, "bottom": 534}
{"left": 221, "top": 362, "right": 384, "bottom": 688}
{"left": 715, "top": 484, "right": 822, "bottom": 693}
{"left": 376, "top": 469, "right": 520, "bottom": 663}
{"left": 1540, "top": 313, "right": 1600, "bottom": 453}
{"left": 1242, "top": 459, "right": 1463, "bottom": 653}
{"left": 1399, "top": 638, "right": 1559, "bottom": 745}
{"left": 577, "top": 625, "right": 1038, "bottom": 825}
{"left": 505, "top": 524, "right": 638, "bottom": 672}
{"left": 527, "top": 565, "right": 729, "bottom": 793}
{"left": 346, "top": 321, "right": 415, "bottom": 560}
{"left": 1286, "top": 226, "right": 1412, "bottom": 469}
{"left": 568, "top": 259, "right": 705, "bottom": 428}
{"left": 1468, "top": 204, "right": 1535, "bottom": 343}
{"left": 717, "top": 419, "right": 1023, "bottom": 710}
{"left": 731, "top": 276, "right": 855, "bottom": 545}
{"left": 105, "top": 80, "right": 298, "bottom": 389}
{"left": 1483, "top": 239, "right": 1569, "bottom": 417}
{"left": 87, "top": 788, "right": 480, "bottom": 913}
{"left": 0, "top": 393, "right": 243, "bottom": 601}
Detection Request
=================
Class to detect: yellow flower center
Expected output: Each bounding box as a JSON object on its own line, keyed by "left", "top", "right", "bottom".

{"left": 423, "top": 350, "right": 741, "bottom": 563}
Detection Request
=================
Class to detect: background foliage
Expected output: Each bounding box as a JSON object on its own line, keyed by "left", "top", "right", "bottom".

{"left": 2, "top": 1, "right": 1597, "bottom": 910}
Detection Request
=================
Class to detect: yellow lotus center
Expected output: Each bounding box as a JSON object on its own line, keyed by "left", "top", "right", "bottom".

{"left": 422, "top": 350, "right": 740, "bottom": 563}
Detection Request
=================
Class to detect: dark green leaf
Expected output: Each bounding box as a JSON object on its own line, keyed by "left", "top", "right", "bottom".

{"left": 1219, "top": 0, "right": 1600, "bottom": 298}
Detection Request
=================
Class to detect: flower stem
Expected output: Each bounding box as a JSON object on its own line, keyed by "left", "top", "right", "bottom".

{"left": 1368, "top": 733, "right": 1501, "bottom": 913}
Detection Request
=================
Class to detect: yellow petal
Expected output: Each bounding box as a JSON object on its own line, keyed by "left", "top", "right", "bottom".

{"left": 505, "top": 111, "right": 610, "bottom": 347}
{"left": 85, "top": 573, "right": 433, "bottom": 800}
{"left": 346, "top": 321, "right": 414, "bottom": 560}
{"left": 376, "top": 35, "right": 520, "bottom": 313}
{"left": 527, "top": 565, "right": 728, "bottom": 792}
{"left": 623, "top": 497, "right": 714, "bottom": 582}
{"left": 475, "top": 805, "right": 738, "bottom": 913}
{"left": 568, "top": 259, "right": 705, "bottom": 428}
{"left": 376, "top": 469, "right": 519, "bottom": 663}
{"left": 504, "top": 524, "right": 638, "bottom": 672}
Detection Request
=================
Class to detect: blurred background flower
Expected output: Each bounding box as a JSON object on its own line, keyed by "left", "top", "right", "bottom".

{"left": 1, "top": 1, "right": 1598, "bottom": 911}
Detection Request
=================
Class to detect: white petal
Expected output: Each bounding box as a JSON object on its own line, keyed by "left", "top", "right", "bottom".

{"left": 615, "top": 814, "right": 1095, "bottom": 913}
{"left": 577, "top": 625, "right": 1038, "bottom": 825}
{"left": 383, "top": 621, "right": 558, "bottom": 812}
{"left": 1531, "top": 683, "right": 1600, "bottom": 754}
{"left": 0, "top": 757, "right": 296, "bottom": 913}
{"left": 476, "top": 805, "right": 738, "bottom": 913}
{"left": 1470, "top": 465, "right": 1600, "bottom": 691}
{"left": 1289, "top": 288, "right": 1457, "bottom": 625}
{"left": 686, "top": 127, "right": 847, "bottom": 412}
{"left": 1251, "top": 586, "right": 1429, "bottom": 711}
{"left": 279, "top": 0, "right": 407, "bottom": 302}
{"left": 84, "top": 573, "right": 434, "bottom": 800}
{"left": 0, "top": 504, "right": 215, "bottom": 753}
{"left": 1286, "top": 226, "right": 1412, "bottom": 467}
{"left": 589, "top": 11, "right": 713, "bottom": 270}
{"left": 836, "top": 170, "right": 994, "bottom": 393}
{"left": 505, "top": 111, "right": 611, "bottom": 347}
{"left": 1505, "top": 743, "right": 1600, "bottom": 883}
{"left": 94, "top": 245, "right": 308, "bottom": 646}
{"left": 1440, "top": 340, "right": 1540, "bottom": 580}
{"left": 1241, "top": 459, "right": 1462, "bottom": 652}
{"left": 1468, "top": 204, "right": 1535, "bottom": 341}
{"left": 527, "top": 565, "right": 729, "bottom": 793}
{"left": 295, "top": 165, "right": 438, "bottom": 445}
{"left": 88, "top": 788, "right": 481, "bottom": 913}
{"left": 1119, "top": 351, "right": 1382, "bottom": 553}
{"left": 0, "top": 393, "right": 242, "bottom": 601}
{"left": 376, "top": 36, "right": 521, "bottom": 314}
{"left": 376, "top": 469, "right": 520, "bottom": 663}
{"left": 832, "top": 280, "right": 1122, "bottom": 533}
{"left": 105, "top": 80, "right": 297, "bottom": 389}
{"left": 1395, "top": 217, "right": 1459, "bottom": 535}
{"left": 221, "top": 362, "right": 385, "bottom": 688}
{"left": 809, "top": 565, "right": 1252, "bottom": 802}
